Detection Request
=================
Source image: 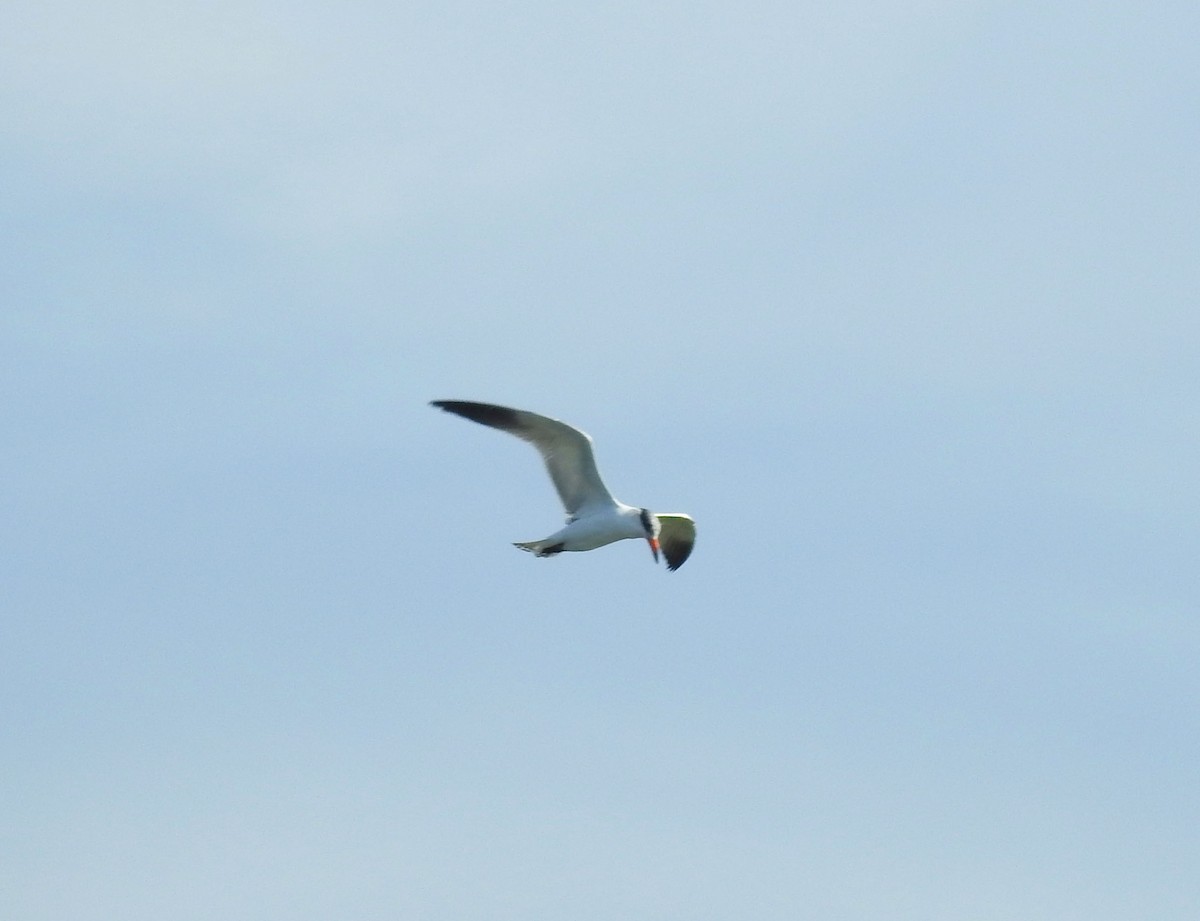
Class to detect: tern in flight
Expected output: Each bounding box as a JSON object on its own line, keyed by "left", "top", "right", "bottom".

{"left": 431, "top": 400, "right": 696, "bottom": 571}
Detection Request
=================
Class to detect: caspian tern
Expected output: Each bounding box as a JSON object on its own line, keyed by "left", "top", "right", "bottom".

{"left": 431, "top": 400, "right": 696, "bottom": 571}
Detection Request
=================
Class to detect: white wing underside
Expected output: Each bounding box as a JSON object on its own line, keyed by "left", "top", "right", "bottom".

{"left": 518, "top": 412, "right": 618, "bottom": 518}
{"left": 431, "top": 401, "right": 617, "bottom": 517}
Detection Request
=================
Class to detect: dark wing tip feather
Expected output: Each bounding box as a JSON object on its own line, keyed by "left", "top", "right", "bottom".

{"left": 662, "top": 537, "right": 695, "bottom": 571}
{"left": 657, "top": 515, "right": 696, "bottom": 572}
{"left": 664, "top": 549, "right": 692, "bottom": 571}
{"left": 430, "top": 400, "right": 522, "bottom": 431}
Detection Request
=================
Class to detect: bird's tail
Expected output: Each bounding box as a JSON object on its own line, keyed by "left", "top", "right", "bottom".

{"left": 513, "top": 540, "right": 565, "bottom": 558}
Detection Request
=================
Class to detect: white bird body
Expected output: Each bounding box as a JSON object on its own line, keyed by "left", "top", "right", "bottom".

{"left": 515, "top": 503, "right": 648, "bottom": 554}
{"left": 431, "top": 400, "right": 697, "bottom": 571}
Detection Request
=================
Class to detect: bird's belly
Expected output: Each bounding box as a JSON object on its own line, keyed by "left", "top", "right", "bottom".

{"left": 554, "top": 516, "right": 640, "bottom": 551}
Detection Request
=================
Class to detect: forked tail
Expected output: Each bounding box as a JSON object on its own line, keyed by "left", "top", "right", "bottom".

{"left": 513, "top": 540, "right": 565, "bottom": 558}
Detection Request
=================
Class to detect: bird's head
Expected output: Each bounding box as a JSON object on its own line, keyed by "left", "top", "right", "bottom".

{"left": 638, "top": 508, "right": 661, "bottom": 564}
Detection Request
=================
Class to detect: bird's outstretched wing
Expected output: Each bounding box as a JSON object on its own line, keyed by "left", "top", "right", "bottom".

{"left": 431, "top": 400, "right": 617, "bottom": 517}
{"left": 655, "top": 513, "right": 696, "bottom": 571}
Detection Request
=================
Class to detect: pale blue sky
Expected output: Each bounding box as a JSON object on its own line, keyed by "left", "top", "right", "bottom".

{"left": 4, "top": 2, "right": 1198, "bottom": 919}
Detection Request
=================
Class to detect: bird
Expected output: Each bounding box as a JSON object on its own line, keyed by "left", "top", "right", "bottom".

{"left": 430, "top": 400, "right": 696, "bottom": 571}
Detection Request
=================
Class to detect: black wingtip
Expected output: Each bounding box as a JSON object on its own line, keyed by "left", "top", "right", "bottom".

{"left": 661, "top": 538, "right": 695, "bottom": 572}
{"left": 430, "top": 400, "right": 522, "bottom": 430}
